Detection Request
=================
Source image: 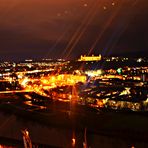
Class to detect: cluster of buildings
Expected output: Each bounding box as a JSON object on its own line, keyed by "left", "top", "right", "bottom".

{"left": 0, "top": 55, "right": 147, "bottom": 112}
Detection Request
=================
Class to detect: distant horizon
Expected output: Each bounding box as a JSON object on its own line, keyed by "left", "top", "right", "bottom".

{"left": 0, "top": 50, "right": 148, "bottom": 63}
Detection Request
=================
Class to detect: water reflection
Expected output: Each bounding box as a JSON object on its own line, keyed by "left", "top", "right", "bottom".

{"left": 0, "top": 112, "right": 148, "bottom": 148}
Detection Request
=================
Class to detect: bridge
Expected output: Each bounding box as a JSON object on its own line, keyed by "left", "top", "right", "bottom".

{"left": 0, "top": 90, "right": 33, "bottom": 94}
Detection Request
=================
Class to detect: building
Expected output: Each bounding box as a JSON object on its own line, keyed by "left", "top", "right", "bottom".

{"left": 78, "top": 54, "right": 102, "bottom": 61}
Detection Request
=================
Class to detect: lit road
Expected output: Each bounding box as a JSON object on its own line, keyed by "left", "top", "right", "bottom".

{"left": 0, "top": 90, "right": 33, "bottom": 94}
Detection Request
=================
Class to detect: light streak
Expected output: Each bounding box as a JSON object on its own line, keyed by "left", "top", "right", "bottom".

{"left": 63, "top": 0, "right": 100, "bottom": 59}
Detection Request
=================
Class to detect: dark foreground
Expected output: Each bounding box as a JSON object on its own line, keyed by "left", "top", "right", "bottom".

{"left": 1, "top": 99, "right": 148, "bottom": 148}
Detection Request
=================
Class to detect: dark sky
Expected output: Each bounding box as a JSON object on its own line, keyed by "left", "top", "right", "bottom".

{"left": 0, "top": 0, "right": 148, "bottom": 61}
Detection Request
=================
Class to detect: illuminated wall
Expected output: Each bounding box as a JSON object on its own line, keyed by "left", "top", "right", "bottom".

{"left": 78, "top": 54, "right": 102, "bottom": 61}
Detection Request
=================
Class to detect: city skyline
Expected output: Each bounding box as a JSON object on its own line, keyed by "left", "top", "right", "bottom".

{"left": 0, "top": 0, "right": 148, "bottom": 61}
{"left": 0, "top": 1, "right": 148, "bottom": 147}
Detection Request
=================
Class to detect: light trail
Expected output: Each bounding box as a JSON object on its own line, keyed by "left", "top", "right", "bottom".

{"left": 62, "top": 0, "right": 100, "bottom": 59}
{"left": 0, "top": 90, "right": 33, "bottom": 94}
{"left": 88, "top": 0, "right": 137, "bottom": 56}
{"left": 45, "top": 25, "right": 72, "bottom": 59}
{"left": 65, "top": 0, "right": 101, "bottom": 59}
{"left": 16, "top": 68, "right": 54, "bottom": 75}
{"left": 88, "top": 1, "right": 124, "bottom": 55}
{"left": 0, "top": 115, "right": 16, "bottom": 132}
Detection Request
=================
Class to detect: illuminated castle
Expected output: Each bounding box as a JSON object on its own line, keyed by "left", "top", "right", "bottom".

{"left": 78, "top": 54, "right": 102, "bottom": 61}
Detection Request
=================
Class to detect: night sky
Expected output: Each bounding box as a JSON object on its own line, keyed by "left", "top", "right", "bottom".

{"left": 0, "top": 0, "right": 148, "bottom": 61}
